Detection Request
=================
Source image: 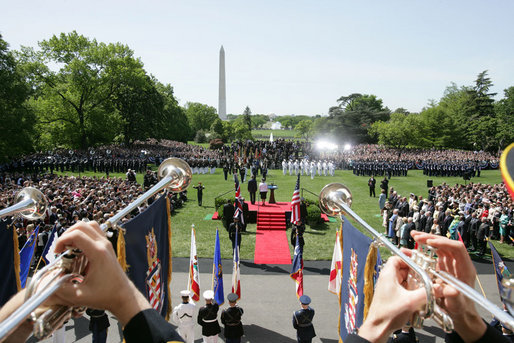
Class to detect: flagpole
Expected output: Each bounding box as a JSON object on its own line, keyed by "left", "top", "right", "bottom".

{"left": 212, "top": 228, "right": 217, "bottom": 290}
{"left": 475, "top": 275, "right": 487, "bottom": 298}
{"left": 188, "top": 225, "right": 193, "bottom": 292}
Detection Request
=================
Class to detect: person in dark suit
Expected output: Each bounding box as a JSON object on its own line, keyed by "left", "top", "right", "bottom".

{"left": 228, "top": 217, "right": 243, "bottom": 251}
{"left": 300, "top": 199, "right": 308, "bottom": 225}
{"left": 293, "top": 295, "right": 316, "bottom": 343}
{"left": 424, "top": 212, "right": 433, "bottom": 234}
{"left": 291, "top": 223, "right": 305, "bottom": 249}
{"left": 197, "top": 290, "right": 221, "bottom": 342}
{"left": 368, "top": 176, "right": 376, "bottom": 197}
{"left": 223, "top": 200, "right": 235, "bottom": 229}
{"left": 477, "top": 217, "right": 490, "bottom": 256}
{"left": 241, "top": 198, "right": 249, "bottom": 232}
{"left": 469, "top": 213, "right": 479, "bottom": 251}
{"left": 247, "top": 175, "right": 257, "bottom": 205}
{"left": 86, "top": 308, "right": 110, "bottom": 343}
{"left": 193, "top": 182, "right": 205, "bottom": 206}
{"left": 441, "top": 210, "right": 454, "bottom": 237}
{"left": 221, "top": 293, "right": 244, "bottom": 343}
{"left": 388, "top": 326, "right": 418, "bottom": 343}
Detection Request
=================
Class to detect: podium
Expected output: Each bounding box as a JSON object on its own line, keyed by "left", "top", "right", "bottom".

{"left": 268, "top": 185, "right": 278, "bottom": 204}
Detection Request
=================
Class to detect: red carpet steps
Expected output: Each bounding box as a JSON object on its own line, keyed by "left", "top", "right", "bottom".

{"left": 253, "top": 202, "right": 292, "bottom": 264}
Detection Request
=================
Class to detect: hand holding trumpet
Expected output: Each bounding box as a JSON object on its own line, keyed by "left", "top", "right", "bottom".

{"left": 353, "top": 231, "right": 504, "bottom": 343}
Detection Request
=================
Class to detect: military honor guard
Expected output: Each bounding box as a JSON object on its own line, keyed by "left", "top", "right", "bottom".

{"left": 172, "top": 290, "right": 196, "bottom": 343}
{"left": 193, "top": 182, "right": 205, "bottom": 206}
{"left": 220, "top": 293, "right": 244, "bottom": 343}
{"left": 197, "top": 290, "right": 221, "bottom": 343}
{"left": 292, "top": 295, "right": 316, "bottom": 343}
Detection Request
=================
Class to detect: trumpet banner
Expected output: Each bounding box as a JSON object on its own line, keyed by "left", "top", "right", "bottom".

{"left": 119, "top": 195, "right": 172, "bottom": 319}
{"left": 339, "top": 216, "right": 381, "bottom": 342}
{"left": 0, "top": 220, "right": 20, "bottom": 306}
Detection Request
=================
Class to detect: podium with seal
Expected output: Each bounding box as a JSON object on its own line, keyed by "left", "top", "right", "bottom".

{"left": 268, "top": 184, "right": 278, "bottom": 204}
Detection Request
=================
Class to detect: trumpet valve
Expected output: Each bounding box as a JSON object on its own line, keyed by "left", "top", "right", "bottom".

{"left": 32, "top": 306, "right": 73, "bottom": 340}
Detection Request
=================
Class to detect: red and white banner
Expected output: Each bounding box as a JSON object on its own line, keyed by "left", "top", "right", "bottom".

{"left": 188, "top": 226, "right": 201, "bottom": 301}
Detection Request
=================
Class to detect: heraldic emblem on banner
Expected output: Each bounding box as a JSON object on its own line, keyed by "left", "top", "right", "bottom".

{"left": 344, "top": 248, "right": 359, "bottom": 334}
{"left": 145, "top": 228, "right": 164, "bottom": 313}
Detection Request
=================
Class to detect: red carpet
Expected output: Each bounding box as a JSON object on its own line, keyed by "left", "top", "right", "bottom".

{"left": 253, "top": 202, "right": 292, "bottom": 264}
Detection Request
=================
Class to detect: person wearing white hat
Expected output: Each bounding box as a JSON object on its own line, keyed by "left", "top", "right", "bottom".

{"left": 197, "top": 290, "right": 221, "bottom": 343}
{"left": 172, "top": 290, "right": 196, "bottom": 343}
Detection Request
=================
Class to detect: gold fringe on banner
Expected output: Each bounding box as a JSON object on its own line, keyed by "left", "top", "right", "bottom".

{"left": 363, "top": 243, "right": 379, "bottom": 320}
{"left": 117, "top": 228, "right": 128, "bottom": 272}
{"left": 338, "top": 223, "right": 343, "bottom": 343}
{"left": 166, "top": 196, "right": 172, "bottom": 321}
{"left": 12, "top": 226, "right": 21, "bottom": 291}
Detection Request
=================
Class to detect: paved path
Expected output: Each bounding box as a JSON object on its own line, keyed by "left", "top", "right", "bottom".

{"left": 31, "top": 257, "right": 512, "bottom": 343}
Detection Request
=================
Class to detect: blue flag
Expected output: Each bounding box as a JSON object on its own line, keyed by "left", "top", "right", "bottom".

{"left": 41, "top": 224, "right": 58, "bottom": 265}
{"left": 19, "top": 225, "right": 40, "bottom": 289}
{"left": 212, "top": 228, "right": 224, "bottom": 305}
{"left": 339, "top": 217, "right": 381, "bottom": 342}
{"left": 489, "top": 240, "right": 511, "bottom": 303}
{"left": 0, "top": 220, "right": 20, "bottom": 306}
{"left": 290, "top": 235, "right": 304, "bottom": 298}
{"left": 121, "top": 195, "right": 172, "bottom": 319}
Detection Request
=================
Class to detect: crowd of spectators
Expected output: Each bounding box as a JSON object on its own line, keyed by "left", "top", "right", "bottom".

{"left": 381, "top": 180, "right": 513, "bottom": 256}
{"left": 1, "top": 140, "right": 501, "bottom": 179}
{"left": 0, "top": 171, "right": 187, "bottom": 265}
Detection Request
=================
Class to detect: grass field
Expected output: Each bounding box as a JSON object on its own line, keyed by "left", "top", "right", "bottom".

{"left": 56, "top": 168, "right": 512, "bottom": 261}
{"left": 252, "top": 129, "right": 299, "bottom": 140}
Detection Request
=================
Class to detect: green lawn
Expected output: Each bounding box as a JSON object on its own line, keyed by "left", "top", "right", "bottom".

{"left": 252, "top": 129, "right": 300, "bottom": 140}
{"left": 57, "top": 168, "right": 512, "bottom": 261}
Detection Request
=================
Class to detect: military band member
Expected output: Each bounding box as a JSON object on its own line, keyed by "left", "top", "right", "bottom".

{"left": 193, "top": 182, "right": 205, "bottom": 206}
{"left": 172, "top": 290, "right": 196, "bottom": 343}
{"left": 220, "top": 293, "right": 244, "bottom": 343}
{"left": 293, "top": 295, "right": 316, "bottom": 343}
{"left": 197, "top": 290, "right": 221, "bottom": 343}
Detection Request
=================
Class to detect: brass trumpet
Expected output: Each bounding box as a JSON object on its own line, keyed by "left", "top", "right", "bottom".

{"left": 319, "top": 182, "right": 514, "bottom": 333}
{"left": 0, "top": 157, "right": 192, "bottom": 341}
{"left": 0, "top": 187, "right": 48, "bottom": 221}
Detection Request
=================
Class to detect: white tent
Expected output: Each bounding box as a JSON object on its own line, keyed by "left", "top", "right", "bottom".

{"left": 269, "top": 132, "right": 274, "bottom": 142}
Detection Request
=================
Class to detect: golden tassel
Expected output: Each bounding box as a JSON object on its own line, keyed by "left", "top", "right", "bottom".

{"left": 12, "top": 226, "right": 21, "bottom": 291}
{"left": 117, "top": 228, "right": 128, "bottom": 272}
{"left": 363, "top": 244, "right": 378, "bottom": 320}
{"left": 166, "top": 197, "right": 173, "bottom": 321}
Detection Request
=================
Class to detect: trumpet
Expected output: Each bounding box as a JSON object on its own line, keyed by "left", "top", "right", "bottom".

{"left": 0, "top": 187, "right": 48, "bottom": 221}
{"left": 0, "top": 157, "right": 192, "bottom": 341}
{"left": 319, "top": 182, "right": 514, "bottom": 333}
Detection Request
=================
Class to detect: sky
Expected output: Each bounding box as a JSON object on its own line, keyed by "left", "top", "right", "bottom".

{"left": 1, "top": 0, "right": 513, "bottom": 116}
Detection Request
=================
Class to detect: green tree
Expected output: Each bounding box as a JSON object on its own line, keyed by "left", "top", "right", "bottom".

{"left": 210, "top": 118, "right": 225, "bottom": 140}
{"left": 0, "top": 34, "right": 35, "bottom": 161}
{"left": 369, "top": 112, "right": 420, "bottom": 149}
{"left": 295, "top": 119, "right": 313, "bottom": 140}
{"left": 232, "top": 121, "right": 252, "bottom": 141}
{"left": 18, "top": 31, "right": 144, "bottom": 149}
{"left": 242, "top": 106, "right": 252, "bottom": 131}
{"left": 184, "top": 102, "right": 218, "bottom": 135}
{"left": 154, "top": 82, "right": 190, "bottom": 143}
{"left": 494, "top": 87, "right": 514, "bottom": 151}
{"left": 327, "top": 94, "right": 390, "bottom": 143}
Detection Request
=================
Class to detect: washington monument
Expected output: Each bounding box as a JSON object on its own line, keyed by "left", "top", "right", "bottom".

{"left": 218, "top": 45, "right": 227, "bottom": 120}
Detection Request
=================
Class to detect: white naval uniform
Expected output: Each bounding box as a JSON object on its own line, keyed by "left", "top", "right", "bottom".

{"left": 172, "top": 301, "right": 196, "bottom": 343}
{"left": 282, "top": 160, "right": 287, "bottom": 175}
{"left": 310, "top": 163, "right": 315, "bottom": 179}
{"left": 288, "top": 160, "right": 293, "bottom": 175}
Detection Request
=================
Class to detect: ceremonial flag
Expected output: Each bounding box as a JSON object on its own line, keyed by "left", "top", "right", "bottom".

{"left": 0, "top": 220, "right": 20, "bottom": 306}
{"left": 212, "top": 228, "right": 224, "bottom": 305}
{"left": 328, "top": 226, "right": 343, "bottom": 296}
{"left": 119, "top": 195, "right": 172, "bottom": 318}
{"left": 290, "top": 235, "right": 304, "bottom": 298}
{"left": 232, "top": 230, "right": 241, "bottom": 300}
{"left": 19, "top": 225, "right": 40, "bottom": 289}
{"left": 489, "top": 240, "right": 511, "bottom": 303}
{"left": 233, "top": 174, "right": 244, "bottom": 224}
{"left": 189, "top": 225, "right": 201, "bottom": 302}
{"left": 339, "top": 217, "right": 382, "bottom": 342}
{"left": 41, "top": 224, "right": 58, "bottom": 265}
{"left": 290, "top": 174, "right": 301, "bottom": 225}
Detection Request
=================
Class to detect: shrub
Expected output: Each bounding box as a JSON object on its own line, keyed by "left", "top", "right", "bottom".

{"left": 306, "top": 203, "right": 322, "bottom": 225}
{"left": 215, "top": 197, "right": 232, "bottom": 221}
{"left": 209, "top": 138, "right": 224, "bottom": 149}
{"left": 194, "top": 130, "right": 207, "bottom": 143}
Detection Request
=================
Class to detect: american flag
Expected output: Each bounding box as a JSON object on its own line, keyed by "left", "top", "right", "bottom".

{"left": 188, "top": 226, "right": 201, "bottom": 301}
{"left": 232, "top": 231, "right": 241, "bottom": 300}
{"left": 290, "top": 235, "right": 304, "bottom": 298}
{"left": 290, "top": 174, "right": 301, "bottom": 225}
{"left": 233, "top": 174, "right": 244, "bottom": 224}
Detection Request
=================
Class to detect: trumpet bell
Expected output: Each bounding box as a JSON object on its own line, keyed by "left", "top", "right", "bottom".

{"left": 15, "top": 187, "right": 48, "bottom": 221}
{"left": 157, "top": 158, "right": 192, "bottom": 193}
{"left": 318, "top": 183, "right": 352, "bottom": 216}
